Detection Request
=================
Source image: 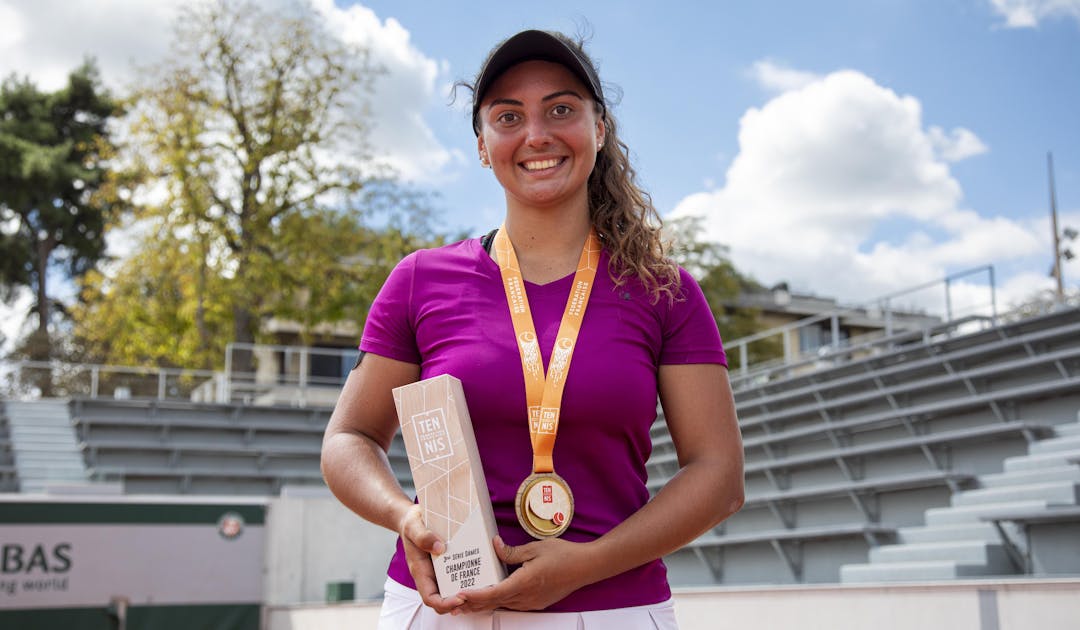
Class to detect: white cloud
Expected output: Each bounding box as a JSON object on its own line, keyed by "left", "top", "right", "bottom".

{"left": 749, "top": 59, "right": 821, "bottom": 93}
{"left": 670, "top": 67, "right": 1060, "bottom": 316}
{"left": 0, "top": 0, "right": 455, "bottom": 185}
{"left": 0, "top": 3, "right": 25, "bottom": 51}
{"left": 928, "top": 126, "right": 989, "bottom": 162}
{"left": 311, "top": 0, "right": 460, "bottom": 182}
{"left": 989, "top": 0, "right": 1080, "bottom": 27}
{"left": 0, "top": 0, "right": 180, "bottom": 90}
{"left": 0, "top": 289, "right": 32, "bottom": 356}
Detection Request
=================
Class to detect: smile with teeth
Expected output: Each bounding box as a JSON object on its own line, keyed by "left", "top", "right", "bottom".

{"left": 522, "top": 157, "right": 563, "bottom": 171}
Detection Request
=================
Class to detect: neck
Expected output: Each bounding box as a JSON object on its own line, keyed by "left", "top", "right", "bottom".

{"left": 500, "top": 205, "right": 592, "bottom": 285}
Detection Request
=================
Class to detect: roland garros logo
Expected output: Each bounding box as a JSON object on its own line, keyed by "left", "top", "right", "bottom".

{"left": 217, "top": 512, "right": 245, "bottom": 540}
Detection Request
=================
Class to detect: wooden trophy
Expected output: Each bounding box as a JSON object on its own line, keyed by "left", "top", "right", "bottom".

{"left": 393, "top": 374, "right": 506, "bottom": 594}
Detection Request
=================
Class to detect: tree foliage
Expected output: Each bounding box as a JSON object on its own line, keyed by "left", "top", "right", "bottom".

{"left": 0, "top": 61, "right": 119, "bottom": 362}
{"left": 72, "top": 0, "right": 445, "bottom": 369}
{"left": 1002, "top": 287, "right": 1080, "bottom": 322}
{"left": 666, "top": 216, "right": 781, "bottom": 368}
{"left": 134, "top": 0, "right": 378, "bottom": 350}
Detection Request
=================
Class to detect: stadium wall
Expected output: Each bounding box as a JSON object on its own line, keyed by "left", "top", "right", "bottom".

{"left": 262, "top": 488, "right": 396, "bottom": 605}
{"left": 0, "top": 495, "right": 266, "bottom": 630}
{"left": 265, "top": 579, "right": 1080, "bottom": 630}
{"left": 0, "top": 491, "right": 398, "bottom": 629}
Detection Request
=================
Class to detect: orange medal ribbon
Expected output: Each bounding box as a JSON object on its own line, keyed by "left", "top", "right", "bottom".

{"left": 493, "top": 225, "right": 601, "bottom": 474}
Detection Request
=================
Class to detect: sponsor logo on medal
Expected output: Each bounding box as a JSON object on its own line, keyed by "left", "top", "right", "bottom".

{"left": 516, "top": 473, "right": 574, "bottom": 539}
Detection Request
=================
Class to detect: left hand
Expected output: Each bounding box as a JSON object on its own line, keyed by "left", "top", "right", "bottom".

{"left": 455, "top": 535, "right": 595, "bottom": 612}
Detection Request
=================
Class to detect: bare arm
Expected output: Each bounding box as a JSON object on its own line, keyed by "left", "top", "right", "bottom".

{"left": 321, "top": 353, "right": 463, "bottom": 613}
{"left": 458, "top": 363, "right": 744, "bottom": 611}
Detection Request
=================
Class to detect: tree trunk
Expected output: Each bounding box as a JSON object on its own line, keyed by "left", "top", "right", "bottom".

{"left": 231, "top": 305, "right": 256, "bottom": 377}
{"left": 195, "top": 236, "right": 211, "bottom": 369}
{"left": 33, "top": 235, "right": 54, "bottom": 396}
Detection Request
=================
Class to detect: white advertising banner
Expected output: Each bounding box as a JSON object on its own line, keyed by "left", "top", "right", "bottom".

{"left": 0, "top": 497, "right": 265, "bottom": 611}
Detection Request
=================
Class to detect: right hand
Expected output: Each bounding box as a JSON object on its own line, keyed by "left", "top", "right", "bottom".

{"left": 400, "top": 505, "right": 464, "bottom": 614}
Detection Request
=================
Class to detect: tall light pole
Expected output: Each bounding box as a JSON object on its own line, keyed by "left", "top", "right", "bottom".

{"left": 1049, "top": 152, "right": 1063, "bottom": 302}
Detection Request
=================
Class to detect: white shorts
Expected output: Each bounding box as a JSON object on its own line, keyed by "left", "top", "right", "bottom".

{"left": 378, "top": 578, "right": 679, "bottom": 630}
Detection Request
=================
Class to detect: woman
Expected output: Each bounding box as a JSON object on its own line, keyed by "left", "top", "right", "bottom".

{"left": 322, "top": 29, "right": 744, "bottom": 628}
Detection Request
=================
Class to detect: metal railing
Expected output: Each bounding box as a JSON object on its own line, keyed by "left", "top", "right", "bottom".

{"left": 725, "top": 265, "right": 998, "bottom": 385}
{"left": 1, "top": 361, "right": 220, "bottom": 402}
{"left": 0, "top": 267, "right": 1001, "bottom": 404}
{"left": 219, "top": 343, "right": 357, "bottom": 407}
{"left": 0, "top": 344, "right": 359, "bottom": 408}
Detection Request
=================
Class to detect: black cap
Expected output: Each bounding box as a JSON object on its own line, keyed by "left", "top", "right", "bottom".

{"left": 472, "top": 30, "right": 605, "bottom": 135}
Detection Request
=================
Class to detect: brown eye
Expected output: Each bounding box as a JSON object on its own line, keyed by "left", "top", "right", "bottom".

{"left": 551, "top": 104, "right": 573, "bottom": 117}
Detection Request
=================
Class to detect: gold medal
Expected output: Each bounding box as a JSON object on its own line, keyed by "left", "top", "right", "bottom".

{"left": 515, "top": 472, "right": 574, "bottom": 539}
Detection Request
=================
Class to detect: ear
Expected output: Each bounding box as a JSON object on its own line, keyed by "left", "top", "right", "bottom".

{"left": 596, "top": 119, "right": 606, "bottom": 149}
{"left": 477, "top": 136, "right": 491, "bottom": 168}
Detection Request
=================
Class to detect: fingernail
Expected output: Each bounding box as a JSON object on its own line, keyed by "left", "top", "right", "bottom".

{"left": 432, "top": 541, "right": 446, "bottom": 555}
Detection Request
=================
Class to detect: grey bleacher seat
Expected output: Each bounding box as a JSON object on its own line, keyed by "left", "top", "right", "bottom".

{"left": 650, "top": 422, "right": 1053, "bottom": 489}
{"left": 688, "top": 522, "right": 898, "bottom": 549}
{"left": 71, "top": 397, "right": 415, "bottom": 496}
{"left": 743, "top": 471, "right": 976, "bottom": 508}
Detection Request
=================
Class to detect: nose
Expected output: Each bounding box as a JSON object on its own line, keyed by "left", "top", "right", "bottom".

{"left": 523, "top": 117, "right": 553, "bottom": 148}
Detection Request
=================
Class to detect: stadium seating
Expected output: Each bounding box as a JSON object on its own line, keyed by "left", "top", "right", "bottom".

{"left": 651, "top": 306, "right": 1080, "bottom": 585}
{"left": 69, "top": 398, "right": 412, "bottom": 495}
{"left": 3, "top": 305, "right": 1076, "bottom": 587}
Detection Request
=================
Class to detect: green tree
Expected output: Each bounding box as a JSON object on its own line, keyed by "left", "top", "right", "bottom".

{"left": 666, "top": 216, "right": 781, "bottom": 368}
{"left": 74, "top": 202, "right": 447, "bottom": 369}
{"left": 73, "top": 0, "right": 446, "bottom": 369}
{"left": 74, "top": 226, "right": 233, "bottom": 369}
{"left": 0, "top": 61, "right": 119, "bottom": 366}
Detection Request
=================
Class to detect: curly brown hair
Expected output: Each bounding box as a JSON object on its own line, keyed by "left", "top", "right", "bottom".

{"left": 588, "top": 103, "right": 681, "bottom": 303}
{"left": 460, "top": 30, "right": 681, "bottom": 303}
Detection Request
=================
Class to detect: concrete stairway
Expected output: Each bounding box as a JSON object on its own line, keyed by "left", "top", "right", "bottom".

{"left": 841, "top": 419, "right": 1080, "bottom": 583}
{"left": 5, "top": 400, "right": 88, "bottom": 492}
{"left": 0, "top": 403, "right": 18, "bottom": 492}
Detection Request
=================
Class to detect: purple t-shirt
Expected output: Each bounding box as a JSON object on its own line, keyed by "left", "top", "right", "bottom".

{"left": 360, "top": 237, "right": 726, "bottom": 612}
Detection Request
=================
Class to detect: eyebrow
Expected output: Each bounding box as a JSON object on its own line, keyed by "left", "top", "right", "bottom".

{"left": 542, "top": 90, "right": 586, "bottom": 103}
{"left": 485, "top": 90, "right": 587, "bottom": 111}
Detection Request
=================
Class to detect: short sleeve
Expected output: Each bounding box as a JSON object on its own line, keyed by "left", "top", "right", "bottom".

{"left": 659, "top": 267, "right": 728, "bottom": 366}
{"left": 359, "top": 252, "right": 422, "bottom": 364}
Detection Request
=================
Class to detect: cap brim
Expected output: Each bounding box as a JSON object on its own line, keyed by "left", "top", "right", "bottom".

{"left": 473, "top": 30, "right": 603, "bottom": 134}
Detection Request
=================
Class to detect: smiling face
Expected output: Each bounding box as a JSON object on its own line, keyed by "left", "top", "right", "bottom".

{"left": 477, "top": 60, "right": 605, "bottom": 214}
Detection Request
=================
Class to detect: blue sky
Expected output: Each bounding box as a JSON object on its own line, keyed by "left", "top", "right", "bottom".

{"left": 369, "top": 0, "right": 1078, "bottom": 228}
{"left": 2, "top": 0, "right": 1079, "bottom": 349}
